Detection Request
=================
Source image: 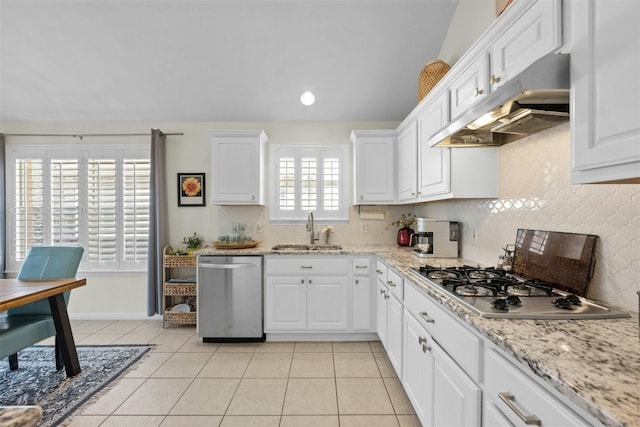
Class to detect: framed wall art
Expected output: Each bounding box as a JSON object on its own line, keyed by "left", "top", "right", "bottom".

{"left": 178, "top": 173, "right": 205, "bottom": 207}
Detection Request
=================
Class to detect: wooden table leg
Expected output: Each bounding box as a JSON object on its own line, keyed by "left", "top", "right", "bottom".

{"left": 48, "top": 294, "right": 81, "bottom": 377}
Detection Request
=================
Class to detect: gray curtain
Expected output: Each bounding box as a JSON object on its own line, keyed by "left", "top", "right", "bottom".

{"left": 0, "top": 134, "right": 5, "bottom": 279}
{"left": 147, "top": 129, "right": 168, "bottom": 315}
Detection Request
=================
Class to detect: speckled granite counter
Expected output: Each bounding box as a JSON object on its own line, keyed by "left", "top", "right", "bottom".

{"left": 197, "top": 243, "right": 639, "bottom": 426}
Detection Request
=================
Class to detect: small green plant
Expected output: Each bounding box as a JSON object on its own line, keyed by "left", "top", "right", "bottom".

{"left": 183, "top": 232, "right": 204, "bottom": 249}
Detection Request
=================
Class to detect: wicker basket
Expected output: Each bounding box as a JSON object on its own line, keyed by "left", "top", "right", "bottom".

{"left": 164, "top": 282, "right": 196, "bottom": 295}
{"left": 164, "top": 254, "right": 196, "bottom": 268}
{"left": 418, "top": 60, "right": 451, "bottom": 101}
{"left": 163, "top": 309, "right": 196, "bottom": 325}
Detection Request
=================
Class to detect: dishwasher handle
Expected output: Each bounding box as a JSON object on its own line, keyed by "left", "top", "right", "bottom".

{"left": 199, "top": 262, "right": 258, "bottom": 270}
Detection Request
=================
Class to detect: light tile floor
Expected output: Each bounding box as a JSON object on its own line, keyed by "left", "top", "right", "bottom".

{"left": 61, "top": 319, "right": 420, "bottom": 427}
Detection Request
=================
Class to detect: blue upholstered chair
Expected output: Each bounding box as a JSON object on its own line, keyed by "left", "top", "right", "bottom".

{"left": 0, "top": 246, "right": 84, "bottom": 371}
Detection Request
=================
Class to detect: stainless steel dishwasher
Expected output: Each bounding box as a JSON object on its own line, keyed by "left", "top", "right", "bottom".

{"left": 197, "top": 255, "right": 264, "bottom": 342}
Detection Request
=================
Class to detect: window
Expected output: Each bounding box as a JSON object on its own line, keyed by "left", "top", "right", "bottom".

{"left": 270, "top": 145, "right": 347, "bottom": 222}
{"left": 7, "top": 144, "right": 150, "bottom": 272}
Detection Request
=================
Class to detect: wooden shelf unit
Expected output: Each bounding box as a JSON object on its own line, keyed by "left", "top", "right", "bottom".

{"left": 162, "top": 246, "right": 197, "bottom": 328}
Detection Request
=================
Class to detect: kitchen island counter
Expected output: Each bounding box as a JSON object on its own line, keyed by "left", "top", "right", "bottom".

{"left": 196, "top": 244, "right": 639, "bottom": 426}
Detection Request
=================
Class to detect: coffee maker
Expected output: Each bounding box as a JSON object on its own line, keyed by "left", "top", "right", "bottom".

{"left": 411, "top": 218, "right": 459, "bottom": 258}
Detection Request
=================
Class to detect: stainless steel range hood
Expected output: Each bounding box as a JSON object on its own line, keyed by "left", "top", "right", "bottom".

{"left": 431, "top": 54, "right": 570, "bottom": 147}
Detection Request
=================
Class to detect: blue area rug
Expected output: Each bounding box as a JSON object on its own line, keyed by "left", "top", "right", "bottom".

{"left": 0, "top": 345, "right": 151, "bottom": 426}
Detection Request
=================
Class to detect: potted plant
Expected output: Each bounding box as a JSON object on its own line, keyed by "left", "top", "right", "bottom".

{"left": 389, "top": 214, "right": 416, "bottom": 247}
{"left": 183, "top": 233, "right": 204, "bottom": 254}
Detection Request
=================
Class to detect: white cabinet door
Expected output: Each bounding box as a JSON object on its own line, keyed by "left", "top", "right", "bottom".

{"left": 351, "top": 130, "right": 396, "bottom": 204}
{"left": 449, "top": 54, "right": 489, "bottom": 120}
{"left": 376, "top": 279, "right": 388, "bottom": 348}
{"left": 419, "top": 146, "right": 451, "bottom": 199}
{"left": 432, "top": 340, "right": 482, "bottom": 427}
{"left": 403, "top": 310, "right": 434, "bottom": 426}
{"left": 490, "top": 0, "right": 562, "bottom": 90}
{"left": 352, "top": 276, "right": 373, "bottom": 331}
{"left": 307, "top": 276, "right": 348, "bottom": 330}
{"left": 210, "top": 130, "right": 268, "bottom": 204}
{"left": 418, "top": 91, "right": 449, "bottom": 147}
{"left": 265, "top": 276, "right": 306, "bottom": 330}
{"left": 571, "top": 0, "right": 640, "bottom": 183}
{"left": 396, "top": 122, "right": 418, "bottom": 202}
{"left": 386, "top": 292, "right": 404, "bottom": 380}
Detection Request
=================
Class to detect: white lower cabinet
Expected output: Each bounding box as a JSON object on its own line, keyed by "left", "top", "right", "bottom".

{"left": 484, "top": 346, "right": 591, "bottom": 427}
{"left": 375, "top": 261, "right": 403, "bottom": 378}
{"left": 403, "top": 303, "right": 481, "bottom": 427}
{"left": 264, "top": 256, "right": 375, "bottom": 334}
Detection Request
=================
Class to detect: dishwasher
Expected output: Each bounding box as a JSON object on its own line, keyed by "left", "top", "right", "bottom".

{"left": 197, "top": 255, "right": 264, "bottom": 342}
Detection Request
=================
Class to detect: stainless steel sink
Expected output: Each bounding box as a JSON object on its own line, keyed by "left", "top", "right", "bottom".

{"left": 271, "top": 244, "right": 311, "bottom": 250}
{"left": 271, "top": 244, "right": 343, "bottom": 251}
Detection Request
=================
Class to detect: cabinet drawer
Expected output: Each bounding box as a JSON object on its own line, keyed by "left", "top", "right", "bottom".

{"left": 265, "top": 257, "right": 348, "bottom": 275}
{"left": 386, "top": 268, "right": 403, "bottom": 300}
{"left": 352, "top": 257, "right": 371, "bottom": 275}
{"left": 404, "top": 281, "right": 481, "bottom": 381}
{"left": 485, "top": 347, "right": 589, "bottom": 426}
{"left": 375, "top": 260, "right": 388, "bottom": 283}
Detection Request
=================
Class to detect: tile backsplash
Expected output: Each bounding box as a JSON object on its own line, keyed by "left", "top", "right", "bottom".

{"left": 416, "top": 123, "right": 640, "bottom": 312}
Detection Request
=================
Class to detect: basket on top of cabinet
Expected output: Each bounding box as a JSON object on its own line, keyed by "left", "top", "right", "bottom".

{"left": 162, "top": 245, "right": 197, "bottom": 328}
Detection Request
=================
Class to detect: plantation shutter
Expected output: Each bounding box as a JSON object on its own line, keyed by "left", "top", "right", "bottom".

{"left": 51, "top": 159, "right": 80, "bottom": 246}
{"left": 88, "top": 159, "right": 117, "bottom": 266}
{"left": 14, "top": 158, "right": 44, "bottom": 261}
{"left": 123, "top": 159, "right": 150, "bottom": 264}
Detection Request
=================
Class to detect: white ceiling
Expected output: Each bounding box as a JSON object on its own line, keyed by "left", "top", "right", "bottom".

{"left": 0, "top": 0, "right": 459, "bottom": 123}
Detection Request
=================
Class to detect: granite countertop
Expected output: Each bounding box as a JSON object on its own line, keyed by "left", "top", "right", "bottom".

{"left": 196, "top": 243, "right": 639, "bottom": 426}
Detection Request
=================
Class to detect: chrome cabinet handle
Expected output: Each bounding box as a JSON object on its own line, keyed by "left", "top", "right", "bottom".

{"left": 490, "top": 75, "right": 501, "bottom": 85}
{"left": 422, "top": 343, "right": 431, "bottom": 353}
{"left": 418, "top": 336, "right": 427, "bottom": 344}
{"left": 301, "top": 279, "right": 305, "bottom": 284}
{"left": 419, "top": 312, "right": 435, "bottom": 323}
{"left": 498, "top": 392, "right": 541, "bottom": 426}
{"left": 355, "top": 265, "right": 368, "bottom": 269}
{"left": 300, "top": 266, "right": 313, "bottom": 269}
{"left": 355, "top": 279, "right": 359, "bottom": 284}
{"left": 387, "top": 280, "right": 396, "bottom": 287}
{"left": 474, "top": 88, "right": 484, "bottom": 97}
{"left": 380, "top": 289, "right": 386, "bottom": 295}
{"left": 375, "top": 269, "right": 383, "bottom": 274}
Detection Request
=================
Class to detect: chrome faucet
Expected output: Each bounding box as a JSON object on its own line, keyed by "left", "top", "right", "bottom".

{"left": 306, "top": 212, "right": 318, "bottom": 244}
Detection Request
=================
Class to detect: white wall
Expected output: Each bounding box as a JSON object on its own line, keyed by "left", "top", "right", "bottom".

{"left": 437, "top": 0, "right": 495, "bottom": 66}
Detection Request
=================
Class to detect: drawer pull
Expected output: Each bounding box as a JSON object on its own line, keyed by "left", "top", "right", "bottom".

{"left": 422, "top": 343, "right": 431, "bottom": 353}
{"left": 387, "top": 280, "right": 397, "bottom": 287}
{"left": 355, "top": 265, "right": 368, "bottom": 269}
{"left": 473, "top": 88, "right": 484, "bottom": 97}
{"left": 419, "top": 312, "right": 435, "bottom": 323}
{"left": 375, "top": 269, "right": 383, "bottom": 274}
{"left": 380, "top": 289, "right": 386, "bottom": 295}
{"left": 300, "top": 266, "right": 313, "bottom": 269}
{"left": 355, "top": 279, "right": 359, "bottom": 284}
{"left": 418, "top": 336, "right": 427, "bottom": 344}
{"left": 490, "top": 75, "right": 501, "bottom": 84}
{"left": 498, "top": 392, "right": 541, "bottom": 426}
{"left": 384, "top": 293, "right": 389, "bottom": 299}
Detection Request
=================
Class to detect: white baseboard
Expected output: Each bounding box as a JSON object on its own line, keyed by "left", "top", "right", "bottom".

{"left": 266, "top": 332, "right": 379, "bottom": 342}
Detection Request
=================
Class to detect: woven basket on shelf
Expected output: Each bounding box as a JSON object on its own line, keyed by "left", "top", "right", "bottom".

{"left": 418, "top": 60, "right": 451, "bottom": 101}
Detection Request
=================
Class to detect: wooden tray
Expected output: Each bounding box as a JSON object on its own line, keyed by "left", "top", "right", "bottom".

{"left": 213, "top": 240, "right": 260, "bottom": 249}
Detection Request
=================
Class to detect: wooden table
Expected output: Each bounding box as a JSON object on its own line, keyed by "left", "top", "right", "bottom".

{"left": 0, "top": 278, "right": 86, "bottom": 377}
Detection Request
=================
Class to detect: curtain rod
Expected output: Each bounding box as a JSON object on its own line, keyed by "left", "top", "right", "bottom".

{"left": 1, "top": 132, "right": 183, "bottom": 139}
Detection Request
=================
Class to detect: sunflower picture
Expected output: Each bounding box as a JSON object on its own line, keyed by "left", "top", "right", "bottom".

{"left": 178, "top": 173, "right": 205, "bottom": 206}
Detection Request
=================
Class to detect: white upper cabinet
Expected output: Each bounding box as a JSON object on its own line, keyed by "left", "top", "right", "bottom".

{"left": 489, "top": 0, "right": 562, "bottom": 90}
{"left": 417, "top": 92, "right": 452, "bottom": 198}
{"left": 350, "top": 130, "right": 396, "bottom": 204}
{"left": 570, "top": 0, "right": 640, "bottom": 183}
{"left": 210, "top": 130, "right": 268, "bottom": 205}
{"left": 449, "top": 54, "right": 489, "bottom": 120}
{"left": 397, "top": 122, "right": 419, "bottom": 202}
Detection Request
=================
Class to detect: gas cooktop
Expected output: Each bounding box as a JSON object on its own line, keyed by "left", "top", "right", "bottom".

{"left": 408, "top": 229, "right": 630, "bottom": 320}
{"left": 409, "top": 265, "right": 629, "bottom": 319}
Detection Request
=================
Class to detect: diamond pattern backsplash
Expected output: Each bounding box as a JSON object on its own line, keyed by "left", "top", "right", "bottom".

{"left": 416, "top": 123, "right": 640, "bottom": 312}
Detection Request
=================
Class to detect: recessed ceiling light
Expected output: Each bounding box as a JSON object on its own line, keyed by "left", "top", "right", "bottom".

{"left": 300, "top": 91, "right": 315, "bottom": 106}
